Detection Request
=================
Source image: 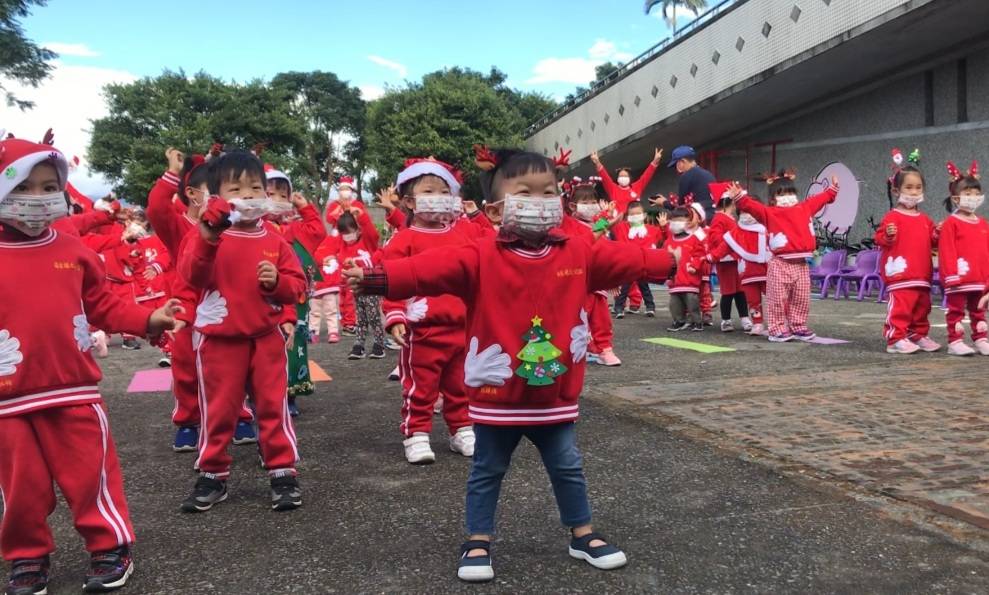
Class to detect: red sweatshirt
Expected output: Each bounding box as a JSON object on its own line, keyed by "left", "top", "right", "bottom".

{"left": 378, "top": 235, "right": 674, "bottom": 425}
{"left": 938, "top": 214, "right": 989, "bottom": 294}
{"left": 612, "top": 221, "right": 664, "bottom": 249}
{"left": 736, "top": 188, "right": 837, "bottom": 260}
{"left": 662, "top": 233, "right": 705, "bottom": 292}
{"left": 873, "top": 209, "right": 936, "bottom": 292}
{"left": 313, "top": 237, "right": 342, "bottom": 297}
{"left": 596, "top": 162, "right": 658, "bottom": 215}
{"left": 178, "top": 226, "right": 306, "bottom": 338}
{"left": 146, "top": 170, "right": 197, "bottom": 258}
{"left": 333, "top": 209, "right": 380, "bottom": 267}
{"left": 716, "top": 220, "right": 769, "bottom": 284}
{"left": 271, "top": 204, "right": 327, "bottom": 256}
{"left": 0, "top": 230, "right": 151, "bottom": 417}
{"left": 380, "top": 223, "right": 473, "bottom": 331}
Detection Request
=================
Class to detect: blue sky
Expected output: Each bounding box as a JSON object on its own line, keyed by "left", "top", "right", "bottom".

{"left": 4, "top": 0, "right": 692, "bottom": 194}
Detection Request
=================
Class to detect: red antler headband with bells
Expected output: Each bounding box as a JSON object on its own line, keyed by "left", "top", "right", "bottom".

{"left": 473, "top": 144, "right": 499, "bottom": 172}
{"left": 947, "top": 160, "right": 980, "bottom": 183}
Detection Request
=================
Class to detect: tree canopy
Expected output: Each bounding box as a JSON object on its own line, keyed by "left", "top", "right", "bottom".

{"left": 0, "top": 0, "right": 57, "bottom": 109}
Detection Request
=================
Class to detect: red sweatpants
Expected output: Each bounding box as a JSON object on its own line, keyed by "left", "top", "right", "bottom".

{"left": 700, "top": 281, "right": 714, "bottom": 315}
{"left": 587, "top": 292, "right": 613, "bottom": 353}
{"left": 884, "top": 288, "right": 932, "bottom": 345}
{"left": 0, "top": 404, "right": 134, "bottom": 560}
{"left": 946, "top": 291, "right": 988, "bottom": 344}
{"left": 339, "top": 282, "right": 357, "bottom": 328}
{"left": 171, "top": 326, "right": 252, "bottom": 428}
{"left": 742, "top": 282, "right": 766, "bottom": 324}
{"left": 399, "top": 326, "right": 470, "bottom": 437}
{"left": 195, "top": 332, "right": 298, "bottom": 478}
{"left": 628, "top": 283, "right": 643, "bottom": 309}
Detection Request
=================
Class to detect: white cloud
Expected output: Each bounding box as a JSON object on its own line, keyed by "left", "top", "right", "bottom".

{"left": 358, "top": 84, "right": 385, "bottom": 101}
{"left": 367, "top": 55, "right": 408, "bottom": 78}
{"left": 1, "top": 60, "right": 137, "bottom": 198}
{"left": 42, "top": 42, "right": 100, "bottom": 58}
{"left": 526, "top": 39, "right": 634, "bottom": 86}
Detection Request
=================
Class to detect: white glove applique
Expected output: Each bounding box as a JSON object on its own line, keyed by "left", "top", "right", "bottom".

{"left": 464, "top": 337, "right": 512, "bottom": 388}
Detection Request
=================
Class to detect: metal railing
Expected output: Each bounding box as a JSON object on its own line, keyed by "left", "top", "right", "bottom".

{"left": 525, "top": 0, "right": 745, "bottom": 136}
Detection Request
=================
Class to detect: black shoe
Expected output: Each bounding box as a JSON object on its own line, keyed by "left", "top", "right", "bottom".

{"left": 692, "top": 323, "right": 705, "bottom": 332}
{"left": 157, "top": 354, "right": 171, "bottom": 368}
{"left": 369, "top": 344, "right": 386, "bottom": 359}
{"left": 340, "top": 326, "right": 357, "bottom": 337}
{"left": 702, "top": 315, "right": 714, "bottom": 327}
{"left": 271, "top": 475, "right": 302, "bottom": 511}
{"left": 287, "top": 397, "right": 300, "bottom": 417}
{"left": 6, "top": 557, "right": 49, "bottom": 595}
{"left": 180, "top": 476, "right": 228, "bottom": 513}
{"left": 348, "top": 345, "right": 366, "bottom": 360}
{"left": 666, "top": 321, "right": 690, "bottom": 332}
{"left": 83, "top": 546, "right": 133, "bottom": 592}
{"left": 645, "top": 309, "right": 656, "bottom": 318}
{"left": 614, "top": 311, "right": 625, "bottom": 319}
{"left": 121, "top": 338, "right": 141, "bottom": 350}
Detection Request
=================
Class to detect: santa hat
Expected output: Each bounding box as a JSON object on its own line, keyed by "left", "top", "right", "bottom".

{"left": 708, "top": 181, "right": 732, "bottom": 207}
{"left": 690, "top": 202, "right": 706, "bottom": 221}
{"left": 0, "top": 138, "right": 69, "bottom": 202}
{"left": 338, "top": 176, "right": 357, "bottom": 191}
{"left": 264, "top": 163, "right": 292, "bottom": 195}
{"left": 395, "top": 158, "right": 462, "bottom": 196}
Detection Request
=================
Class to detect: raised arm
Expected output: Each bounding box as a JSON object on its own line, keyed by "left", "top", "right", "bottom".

{"left": 587, "top": 238, "right": 674, "bottom": 292}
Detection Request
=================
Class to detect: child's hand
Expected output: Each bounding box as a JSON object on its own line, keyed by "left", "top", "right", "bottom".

{"left": 165, "top": 147, "right": 185, "bottom": 174}
{"left": 375, "top": 186, "right": 398, "bottom": 212}
{"left": 390, "top": 323, "right": 408, "bottom": 347}
{"left": 257, "top": 261, "right": 278, "bottom": 290}
{"left": 651, "top": 147, "right": 664, "bottom": 166}
{"left": 885, "top": 223, "right": 897, "bottom": 239}
{"left": 148, "top": 299, "right": 184, "bottom": 337}
{"left": 830, "top": 175, "right": 840, "bottom": 190}
{"left": 280, "top": 322, "right": 295, "bottom": 349}
{"left": 342, "top": 262, "right": 365, "bottom": 294}
{"left": 686, "top": 264, "right": 697, "bottom": 274}
{"left": 728, "top": 181, "right": 745, "bottom": 200}
{"left": 657, "top": 212, "right": 669, "bottom": 227}
{"left": 649, "top": 195, "right": 666, "bottom": 208}
{"left": 291, "top": 192, "right": 308, "bottom": 209}
{"left": 590, "top": 151, "right": 601, "bottom": 167}
{"left": 200, "top": 198, "right": 231, "bottom": 242}
{"left": 143, "top": 268, "right": 158, "bottom": 281}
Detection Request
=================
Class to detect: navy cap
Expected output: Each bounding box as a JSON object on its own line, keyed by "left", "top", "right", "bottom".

{"left": 667, "top": 145, "right": 696, "bottom": 168}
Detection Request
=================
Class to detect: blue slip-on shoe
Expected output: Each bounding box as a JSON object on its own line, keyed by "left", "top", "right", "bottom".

{"left": 232, "top": 421, "right": 257, "bottom": 445}
{"left": 457, "top": 540, "right": 494, "bottom": 582}
{"left": 569, "top": 532, "right": 628, "bottom": 570}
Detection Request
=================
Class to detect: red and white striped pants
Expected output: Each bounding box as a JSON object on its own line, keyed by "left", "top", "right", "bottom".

{"left": 946, "top": 291, "right": 988, "bottom": 344}
{"left": 884, "top": 288, "right": 932, "bottom": 345}
{"left": 766, "top": 257, "right": 811, "bottom": 336}
{"left": 742, "top": 281, "right": 766, "bottom": 325}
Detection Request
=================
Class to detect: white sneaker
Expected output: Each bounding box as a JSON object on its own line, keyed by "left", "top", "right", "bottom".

{"left": 886, "top": 339, "right": 920, "bottom": 355}
{"left": 975, "top": 339, "right": 989, "bottom": 356}
{"left": 434, "top": 397, "right": 444, "bottom": 414}
{"left": 720, "top": 320, "right": 735, "bottom": 332}
{"left": 948, "top": 341, "right": 977, "bottom": 356}
{"left": 740, "top": 317, "right": 753, "bottom": 332}
{"left": 748, "top": 323, "right": 764, "bottom": 336}
{"left": 91, "top": 330, "right": 109, "bottom": 358}
{"left": 912, "top": 336, "right": 941, "bottom": 352}
{"left": 403, "top": 433, "right": 435, "bottom": 464}
{"left": 388, "top": 366, "right": 400, "bottom": 381}
{"left": 449, "top": 426, "right": 475, "bottom": 457}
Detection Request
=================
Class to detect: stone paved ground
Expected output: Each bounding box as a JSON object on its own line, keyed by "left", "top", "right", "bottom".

{"left": 10, "top": 289, "right": 989, "bottom": 593}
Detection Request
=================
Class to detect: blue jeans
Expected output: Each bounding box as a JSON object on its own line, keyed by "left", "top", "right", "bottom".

{"left": 466, "top": 422, "right": 592, "bottom": 535}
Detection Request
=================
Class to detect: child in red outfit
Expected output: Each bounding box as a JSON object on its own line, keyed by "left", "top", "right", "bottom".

{"left": 662, "top": 207, "right": 706, "bottom": 331}
{"left": 326, "top": 176, "right": 363, "bottom": 332}
{"left": 334, "top": 207, "right": 385, "bottom": 359}
{"left": 710, "top": 204, "right": 769, "bottom": 336}
{"left": 176, "top": 150, "right": 307, "bottom": 513}
{"left": 874, "top": 165, "right": 940, "bottom": 355}
{"left": 613, "top": 201, "right": 664, "bottom": 317}
{"left": 0, "top": 139, "right": 179, "bottom": 593}
{"left": 590, "top": 148, "right": 663, "bottom": 215}
{"left": 734, "top": 175, "right": 839, "bottom": 342}
{"left": 381, "top": 158, "right": 475, "bottom": 464}
{"left": 345, "top": 148, "right": 674, "bottom": 583}
{"left": 311, "top": 237, "right": 342, "bottom": 343}
{"left": 938, "top": 164, "right": 989, "bottom": 356}
{"left": 706, "top": 183, "right": 752, "bottom": 333}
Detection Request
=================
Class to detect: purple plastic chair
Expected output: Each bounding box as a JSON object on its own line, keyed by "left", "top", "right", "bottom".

{"left": 810, "top": 250, "right": 847, "bottom": 298}
{"left": 835, "top": 249, "right": 884, "bottom": 301}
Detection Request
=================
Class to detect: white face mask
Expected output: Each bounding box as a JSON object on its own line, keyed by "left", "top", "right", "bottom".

{"left": 338, "top": 188, "right": 353, "bottom": 201}
{"left": 669, "top": 221, "right": 687, "bottom": 235}
{"left": 228, "top": 197, "right": 271, "bottom": 222}
{"left": 958, "top": 195, "right": 985, "bottom": 212}
{"left": 575, "top": 203, "right": 601, "bottom": 221}
{"left": 617, "top": 176, "right": 631, "bottom": 187}
{"left": 897, "top": 193, "right": 924, "bottom": 208}
{"left": 125, "top": 221, "right": 149, "bottom": 240}
{"left": 342, "top": 232, "right": 359, "bottom": 244}
{"left": 0, "top": 192, "right": 68, "bottom": 236}
{"left": 738, "top": 213, "right": 757, "bottom": 226}
{"left": 415, "top": 194, "right": 459, "bottom": 224}
{"left": 775, "top": 194, "right": 799, "bottom": 208}
{"left": 627, "top": 213, "right": 646, "bottom": 226}
{"left": 502, "top": 195, "right": 563, "bottom": 241}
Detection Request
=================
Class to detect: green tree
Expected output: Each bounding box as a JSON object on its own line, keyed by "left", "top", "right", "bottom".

{"left": 595, "top": 61, "right": 621, "bottom": 82}
{"left": 1, "top": 0, "right": 56, "bottom": 109}
{"left": 643, "top": 0, "right": 709, "bottom": 34}
{"left": 514, "top": 316, "right": 567, "bottom": 387}
{"left": 364, "top": 67, "right": 557, "bottom": 200}
{"left": 88, "top": 71, "right": 306, "bottom": 203}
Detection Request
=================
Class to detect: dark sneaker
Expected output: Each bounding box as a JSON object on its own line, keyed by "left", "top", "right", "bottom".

{"left": 121, "top": 338, "right": 141, "bottom": 350}
{"left": 691, "top": 323, "right": 705, "bottom": 332}
{"left": 702, "top": 315, "right": 714, "bottom": 327}
{"left": 157, "top": 354, "right": 171, "bottom": 368}
{"left": 270, "top": 475, "right": 302, "bottom": 511}
{"left": 369, "top": 344, "right": 386, "bottom": 359}
{"left": 83, "top": 547, "right": 133, "bottom": 592}
{"left": 172, "top": 426, "right": 198, "bottom": 453}
{"left": 340, "top": 326, "right": 357, "bottom": 337}
{"left": 666, "top": 321, "right": 690, "bottom": 332}
{"left": 6, "top": 557, "right": 49, "bottom": 595}
{"left": 568, "top": 532, "right": 627, "bottom": 570}
{"left": 348, "top": 345, "right": 366, "bottom": 360}
{"left": 232, "top": 420, "right": 257, "bottom": 445}
{"left": 614, "top": 310, "right": 625, "bottom": 319}
{"left": 180, "top": 476, "right": 227, "bottom": 513}
{"left": 457, "top": 540, "right": 494, "bottom": 582}
{"left": 287, "top": 398, "right": 300, "bottom": 417}
{"left": 645, "top": 309, "right": 656, "bottom": 318}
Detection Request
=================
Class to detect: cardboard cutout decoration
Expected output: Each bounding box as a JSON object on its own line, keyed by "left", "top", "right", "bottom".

{"left": 807, "top": 162, "right": 859, "bottom": 234}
